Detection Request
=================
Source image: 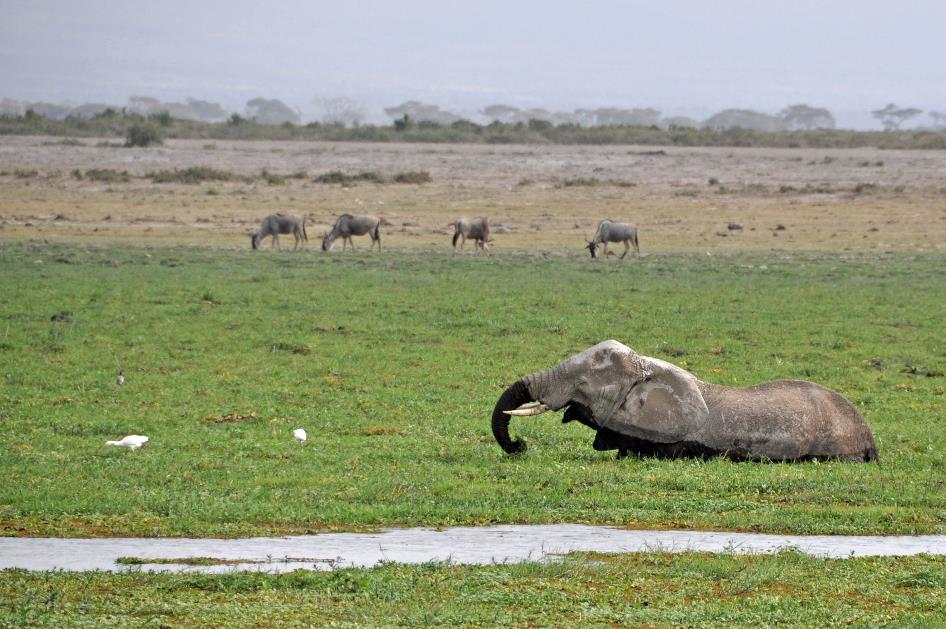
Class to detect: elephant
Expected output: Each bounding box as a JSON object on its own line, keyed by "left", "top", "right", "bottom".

{"left": 491, "top": 340, "right": 878, "bottom": 462}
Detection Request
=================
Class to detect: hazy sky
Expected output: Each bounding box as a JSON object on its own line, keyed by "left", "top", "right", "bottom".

{"left": 3, "top": 0, "right": 945, "bottom": 128}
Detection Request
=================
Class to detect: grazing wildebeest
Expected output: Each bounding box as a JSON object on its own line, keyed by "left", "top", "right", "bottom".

{"left": 251, "top": 213, "right": 308, "bottom": 250}
{"left": 586, "top": 219, "right": 639, "bottom": 259}
{"left": 452, "top": 217, "right": 492, "bottom": 254}
{"left": 322, "top": 214, "right": 382, "bottom": 251}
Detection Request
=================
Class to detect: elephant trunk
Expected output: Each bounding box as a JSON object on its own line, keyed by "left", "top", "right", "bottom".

{"left": 492, "top": 364, "right": 572, "bottom": 454}
{"left": 491, "top": 379, "right": 533, "bottom": 453}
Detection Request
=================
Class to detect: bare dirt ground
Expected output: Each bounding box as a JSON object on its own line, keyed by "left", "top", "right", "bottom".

{"left": 2, "top": 136, "right": 945, "bottom": 253}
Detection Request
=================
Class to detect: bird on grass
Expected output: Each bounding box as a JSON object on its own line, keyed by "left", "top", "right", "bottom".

{"left": 116, "top": 370, "right": 124, "bottom": 386}
{"left": 106, "top": 435, "right": 149, "bottom": 450}
{"left": 293, "top": 428, "right": 307, "bottom": 444}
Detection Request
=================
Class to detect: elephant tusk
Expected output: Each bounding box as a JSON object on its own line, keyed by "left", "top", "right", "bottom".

{"left": 516, "top": 401, "right": 543, "bottom": 409}
{"left": 504, "top": 403, "right": 550, "bottom": 416}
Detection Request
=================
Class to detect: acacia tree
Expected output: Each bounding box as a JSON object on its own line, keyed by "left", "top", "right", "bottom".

{"left": 779, "top": 104, "right": 836, "bottom": 130}
{"left": 581, "top": 108, "right": 661, "bottom": 126}
{"left": 928, "top": 111, "right": 946, "bottom": 129}
{"left": 703, "top": 109, "right": 786, "bottom": 132}
{"left": 481, "top": 104, "right": 520, "bottom": 124}
{"left": 127, "top": 96, "right": 228, "bottom": 122}
{"left": 872, "top": 103, "right": 922, "bottom": 130}
{"left": 383, "top": 101, "right": 460, "bottom": 125}
{"left": 245, "top": 98, "right": 300, "bottom": 125}
{"left": 316, "top": 96, "right": 366, "bottom": 127}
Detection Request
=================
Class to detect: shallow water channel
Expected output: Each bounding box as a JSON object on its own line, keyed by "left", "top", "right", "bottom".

{"left": 2, "top": 525, "right": 945, "bottom": 574}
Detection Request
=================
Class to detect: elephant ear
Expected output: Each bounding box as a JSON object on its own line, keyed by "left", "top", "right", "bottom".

{"left": 617, "top": 358, "right": 709, "bottom": 442}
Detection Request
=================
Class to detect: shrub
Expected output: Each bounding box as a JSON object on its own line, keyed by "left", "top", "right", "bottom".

{"left": 314, "top": 171, "right": 385, "bottom": 185}
{"left": 125, "top": 123, "right": 164, "bottom": 147}
{"left": 148, "top": 167, "right": 235, "bottom": 184}
{"left": 562, "top": 177, "right": 601, "bottom": 187}
{"left": 149, "top": 111, "right": 173, "bottom": 127}
{"left": 85, "top": 169, "right": 131, "bottom": 183}
{"left": 393, "top": 114, "right": 412, "bottom": 131}
{"left": 261, "top": 169, "right": 285, "bottom": 185}
{"left": 393, "top": 170, "right": 432, "bottom": 184}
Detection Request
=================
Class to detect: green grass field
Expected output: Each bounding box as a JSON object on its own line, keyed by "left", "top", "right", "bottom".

{"left": 3, "top": 551, "right": 946, "bottom": 626}
{"left": 2, "top": 242, "right": 944, "bottom": 538}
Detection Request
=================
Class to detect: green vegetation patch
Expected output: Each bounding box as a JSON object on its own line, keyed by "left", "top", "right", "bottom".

{"left": 2, "top": 552, "right": 945, "bottom": 626}
{"left": 392, "top": 170, "right": 432, "bottom": 184}
{"left": 124, "top": 122, "right": 164, "bottom": 147}
{"left": 82, "top": 168, "right": 131, "bottom": 183}
{"left": 147, "top": 166, "right": 237, "bottom": 184}
{"left": 0, "top": 243, "right": 944, "bottom": 538}
{"left": 314, "top": 170, "right": 385, "bottom": 185}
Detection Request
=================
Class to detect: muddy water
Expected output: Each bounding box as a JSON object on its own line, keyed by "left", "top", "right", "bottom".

{"left": 2, "top": 525, "right": 945, "bottom": 574}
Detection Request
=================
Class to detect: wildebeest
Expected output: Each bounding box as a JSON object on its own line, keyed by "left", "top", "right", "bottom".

{"left": 251, "top": 213, "right": 308, "bottom": 250}
{"left": 586, "top": 219, "right": 639, "bottom": 259}
{"left": 452, "top": 217, "right": 492, "bottom": 254}
{"left": 322, "top": 214, "right": 382, "bottom": 251}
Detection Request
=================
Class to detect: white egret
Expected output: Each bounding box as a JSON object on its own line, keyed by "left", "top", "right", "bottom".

{"left": 105, "top": 435, "right": 149, "bottom": 449}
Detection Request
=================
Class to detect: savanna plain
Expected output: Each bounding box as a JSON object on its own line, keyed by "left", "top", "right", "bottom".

{"left": 1, "top": 136, "right": 945, "bottom": 626}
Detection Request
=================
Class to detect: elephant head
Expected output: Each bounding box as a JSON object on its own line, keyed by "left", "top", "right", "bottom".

{"left": 491, "top": 340, "right": 878, "bottom": 462}
{"left": 491, "top": 340, "right": 709, "bottom": 454}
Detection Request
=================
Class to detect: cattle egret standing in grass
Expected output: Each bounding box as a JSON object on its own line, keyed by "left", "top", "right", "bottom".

{"left": 105, "top": 435, "right": 148, "bottom": 449}
{"left": 293, "top": 428, "right": 307, "bottom": 444}
{"left": 116, "top": 370, "right": 124, "bottom": 386}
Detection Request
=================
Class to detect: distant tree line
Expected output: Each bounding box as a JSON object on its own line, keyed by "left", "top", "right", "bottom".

{"left": 0, "top": 96, "right": 302, "bottom": 125}
{"left": 4, "top": 94, "right": 946, "bottom": 133}
{"left": 3, "top": 105, "right": 946, "bottom": 150}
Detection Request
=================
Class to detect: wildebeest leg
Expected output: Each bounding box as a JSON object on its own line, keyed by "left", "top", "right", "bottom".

{"left": 620, "top": 241, "right": 629, "bottom": 259}
{"left": 602, "top": 242, "right": 609, "bottom": 257}
{"left": 271, "top": 234, "right": 279, "bottom": 250}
